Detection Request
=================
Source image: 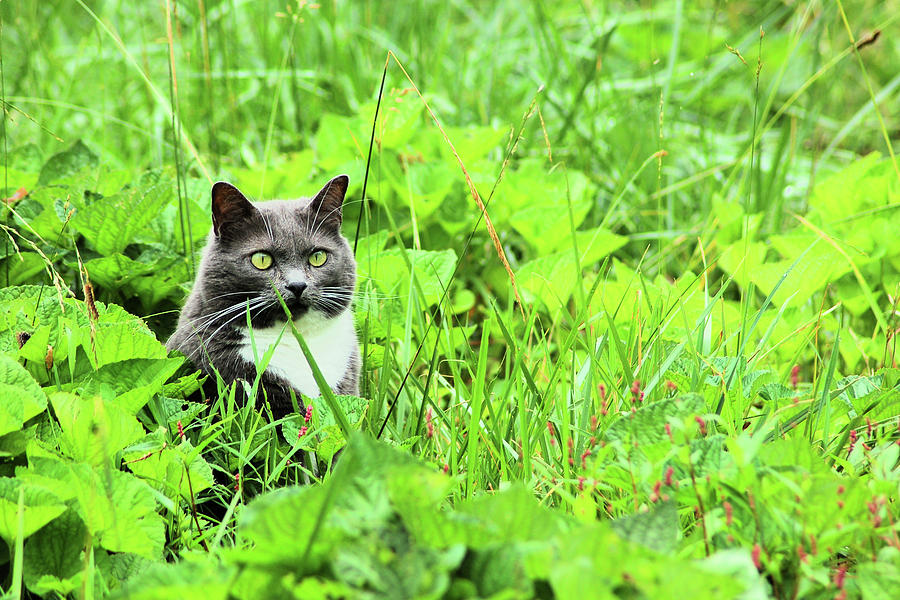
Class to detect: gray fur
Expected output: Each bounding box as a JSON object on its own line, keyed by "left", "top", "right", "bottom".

{"left": 167, "top": 175, "right": 359, "bottom": 417}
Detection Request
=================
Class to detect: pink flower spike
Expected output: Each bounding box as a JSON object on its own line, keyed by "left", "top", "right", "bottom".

{"left": 664, "top": 466, "right": 674, "bottom": 486}
{"left": 833, "top": 564, "right": 847, "bottom": 589}
{"left": 304, "top": 404, "right": 313, "bottom": 423}
{"left": 695, "top": 416, "right": 707, "bottom": 436}
{"left": 177, "top": 420, "right": 186, "bottom": 442}
{"left": 298, "top": 426, "right": 308, "bottom": 438}
{"left": 751, "top": 543, "right": 762, "bottom": 570}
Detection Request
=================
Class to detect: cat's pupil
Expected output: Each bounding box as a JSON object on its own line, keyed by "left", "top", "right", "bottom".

{"left": 309, "top": 250, "right": 327, "bottom": 267}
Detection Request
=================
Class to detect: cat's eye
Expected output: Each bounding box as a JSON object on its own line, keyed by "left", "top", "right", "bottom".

{"left": 250, "top": 251, "right": 273, "bottom": 270}
{"left": 309, "top": 250, "right": 327, "bottom": 267}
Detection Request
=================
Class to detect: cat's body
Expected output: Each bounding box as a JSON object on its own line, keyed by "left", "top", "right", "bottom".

{"left": 166, "top": 176, "right": 359, "bottom": 418}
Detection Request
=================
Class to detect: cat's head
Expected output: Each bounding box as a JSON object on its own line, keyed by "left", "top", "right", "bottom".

{"left": 196, "top": 175, "right": 356, "bottom": 328}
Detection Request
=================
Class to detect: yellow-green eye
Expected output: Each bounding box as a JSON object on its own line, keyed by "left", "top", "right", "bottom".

{"left": 250, "top": 251, "right": 273, "bottom": 270}
{"left": 309, "top": 250, "right": 327, "bottom": 267}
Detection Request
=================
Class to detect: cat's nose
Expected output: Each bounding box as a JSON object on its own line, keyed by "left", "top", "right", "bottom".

{"left": 287, "top": 282, "right": 307, "bottom": 298}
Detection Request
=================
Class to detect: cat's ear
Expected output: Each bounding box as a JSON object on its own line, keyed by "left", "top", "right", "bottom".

{"left": 211, "top": 182, "right": 257, "bottom": 238}
{"left": 308, "top": 174, "right": 349, "bottom": 229}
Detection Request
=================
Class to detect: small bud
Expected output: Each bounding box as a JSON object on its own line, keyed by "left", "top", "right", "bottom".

{"left": 724, "top": 500, "right": 733, "bottom": 526}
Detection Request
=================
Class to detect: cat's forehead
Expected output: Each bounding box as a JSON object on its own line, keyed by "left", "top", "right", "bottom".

{"left": 228, "top": 198, "right": 343, "bottom": 248}
{"left": 255, "top": 197, "right": 313, "bottom": 214}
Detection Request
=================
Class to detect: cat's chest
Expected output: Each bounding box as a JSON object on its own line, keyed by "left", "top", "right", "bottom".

{"left": 236, "top": 311, "right": 356, "bottom": 397}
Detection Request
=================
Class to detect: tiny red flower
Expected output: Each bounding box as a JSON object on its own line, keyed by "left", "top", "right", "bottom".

{"left": 664, "top": 466, "right": 674, "bottom": 487}
{"left": 695, "top": 416, "right": 707, "bottom": 435}
{"left": 304, "top": 404, "right": 314, "bottom": 423}
{"left": 751, "top": 543, "right": 762, "bottom": 570}
{"left": 790, "top": 364, "right": 800, "bottom": 389}
{"left": 833, "top": 564, "right": 847, "bottom": 589}
{"left": 723, "top": 501, "right": 733, "bottom": 526}
{"left": 177, "top": 420, "right": 186, "bottom": 442}
{"left": 298, "top": 426, "right": 308, "bottom": 438}
{"left": 425, "top": 408, "right": 434, "bottom": 439}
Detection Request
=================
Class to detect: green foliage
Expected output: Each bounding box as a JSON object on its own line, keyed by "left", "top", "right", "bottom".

{"left": 113, "top": 436, "right": 761, "bottom": 600}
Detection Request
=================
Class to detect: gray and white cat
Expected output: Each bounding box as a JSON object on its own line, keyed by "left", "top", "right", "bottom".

{"left": 167, "top": 175, "right": 359, "bottom": 418}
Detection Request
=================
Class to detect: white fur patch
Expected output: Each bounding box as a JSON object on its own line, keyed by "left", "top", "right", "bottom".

{"left": 237, "top": 310, "right": 356, "bottom": 397}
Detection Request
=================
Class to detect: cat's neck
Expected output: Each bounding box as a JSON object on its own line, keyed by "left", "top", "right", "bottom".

{"left": 236, "top": 310, "right": 357, "bottom": 397}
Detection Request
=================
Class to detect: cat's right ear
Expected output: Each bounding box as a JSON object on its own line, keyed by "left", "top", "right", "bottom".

{"left": 211, "top": 182, "right": 256, "bottom": 238}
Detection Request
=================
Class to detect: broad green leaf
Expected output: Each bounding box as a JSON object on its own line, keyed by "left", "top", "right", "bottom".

{"left": 23, "top": 509, "right": 87, "bottom": 597}
{"left": 63, "top": 463, "right": 164, "bottom": 558}
{"left": 37, "top": 140, "right": 98, "bottom": 185}
{"left": 606, "top": 394, "right": 705, "bottom": 446}
{"left": 50, "top": 392, "right": 145, "bottom": 466}
{"left": 610, "top": 499, "right": 680, "bottom": 553}
{"left": 0, "top": 478, "right": 67, "bottom": 544}
{"left": 125, "top": 440, "right": 214, "bottom": 501}
{"left": 83, "top": 253, "right": 158, "bottom": 289}
{"left": 504, "top": 160, "right": 592, "bottom": 256}
{"left": 518, "top": 226, "right": 626, "bottom": 311}
{"left": 81, "top": 357, "right": 184, "bottom": 414}
{"left": 108, "top": 561, "right": 235, "bottom": 600}
{"left": 0, "top": 354, "right": 46, "bottom": 430}
{"left": 808, "top": 153, "right": 898, "bottom": 222}
{"left": 237, "top": 484, "right": 343, "bottom": 571}
{"left": 358, "top": 248, "right": 457, "bottom": 307}
{"left": 71, "top": 179, "right": 172, "bottom": 255}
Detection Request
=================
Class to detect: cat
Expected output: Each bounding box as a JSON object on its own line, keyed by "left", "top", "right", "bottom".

{"left": 166, "top": 175, "right": 360, "bottom": 418}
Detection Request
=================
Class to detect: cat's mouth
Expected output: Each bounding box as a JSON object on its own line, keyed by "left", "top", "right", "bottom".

{"left": 282, "top": 292, "right": 313, "bottom": 318}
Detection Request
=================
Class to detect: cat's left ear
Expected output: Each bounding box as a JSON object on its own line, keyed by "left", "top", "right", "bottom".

{"left": 211, "top": 182, "right": 257, "bottom": 238}
{"left": 309, "top": 175, "right": 349, "bottom": 230}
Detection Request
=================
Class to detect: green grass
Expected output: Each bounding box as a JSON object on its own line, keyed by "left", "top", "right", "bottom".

{"left": 1, "top": 0, "right": 900, "bottom": 598}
